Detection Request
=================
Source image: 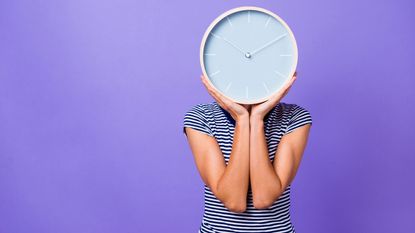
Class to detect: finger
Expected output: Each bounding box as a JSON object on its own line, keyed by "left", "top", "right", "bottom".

{"left": 201, "top": 75, "right": 222, "bottom": 102}
{"left": 201, "top": 75, "right": 230, "bottom": 110}
{"left": 202, "top": 74, "right": 221, "bottom": 97}
{"left": 203, "top": 76, "right": 233, "bottom": 106}
{"left": 269, "top": 75, "right": 295, "bottom": 102}
{"left": 201, "top": 74, "right": 218, "bottom": 96}
{"left": 282, "top": 78, "right": 295, "bottom": 95}
{"left": 278, "top": 75, "right": 295, "bottom": 93}
{"left": 207, "top": 82, "right": 242, "bottom": 115}
{"left": 201, "top": 75, "right": 216, "bottom": 98}
{"left": 201, "top": 75, "right": 248, "bottom": 114}
{"left": 282, "top": 86, "right": 291, "bottom": 98}
{"left": 280, "top": 74, "right": 296, "bottom": 98}
{"left": 287, "top": 73, "right": 297, "bottom": 86}
{"left": 281, "top": 75, "right": 296, "bottom": 93}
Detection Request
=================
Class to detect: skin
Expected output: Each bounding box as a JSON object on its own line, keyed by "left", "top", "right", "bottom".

{"left": 184, "top": 71, "right": 311, "bottom": 213}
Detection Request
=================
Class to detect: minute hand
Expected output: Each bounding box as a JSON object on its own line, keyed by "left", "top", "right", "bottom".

{"left": 250, "top": 33, "right": 288, "bottom": 56}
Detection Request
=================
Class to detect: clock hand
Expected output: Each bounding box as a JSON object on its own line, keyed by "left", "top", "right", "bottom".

{"left": 250, "top": 33, "right": 288, "bottom": 56}
{"left": 222, "top": 37, "right": 246, "bottom": 55}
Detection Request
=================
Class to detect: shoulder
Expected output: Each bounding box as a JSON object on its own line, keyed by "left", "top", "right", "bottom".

{"left": 183, "top": 102, "right": 216, "bottom": 136}
{"left": 280, "top": 102, "right": 312, "bottom": 118}
{"left": 266, "top": 102, "right": 306, "bottom": 120}
{"left": 183, "top": 102, "right": 215, "bottom": 118}
{"left": 280, "top": 102, "right": 313, "bottom": 134}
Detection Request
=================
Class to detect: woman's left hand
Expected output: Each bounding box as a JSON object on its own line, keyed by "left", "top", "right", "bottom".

{"left": 250, "top": 71, "right": 297, "bottom": 121}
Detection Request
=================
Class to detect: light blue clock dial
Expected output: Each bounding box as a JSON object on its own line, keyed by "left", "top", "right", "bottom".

{"left": 201, "top": 7, "right": 298, "bottom": 104}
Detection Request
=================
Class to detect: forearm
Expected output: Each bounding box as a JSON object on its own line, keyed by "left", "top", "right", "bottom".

{"left": 216, "top": 115, "right": 250, "bottom": 211}
{"left": 249, "top": 117, "right": 283, "bottom": 208}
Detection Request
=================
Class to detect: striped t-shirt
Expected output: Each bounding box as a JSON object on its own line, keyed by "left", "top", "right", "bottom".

{"left": 183, "top": 101, "right": 312, "bottom": 233}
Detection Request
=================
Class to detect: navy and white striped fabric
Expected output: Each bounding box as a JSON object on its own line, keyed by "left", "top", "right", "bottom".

{"left": 183, "top": 101, "right": 312, "bottom": 233}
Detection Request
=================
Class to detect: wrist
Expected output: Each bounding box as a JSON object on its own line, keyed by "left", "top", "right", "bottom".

{"left": 236, "top": 113, "right": 250, "bottom": 125}
{"left": 250, "top": 117, "right": 264, "bottom": 128}
{"left": 250, "top": 113, "right": 264, "bottom": 123}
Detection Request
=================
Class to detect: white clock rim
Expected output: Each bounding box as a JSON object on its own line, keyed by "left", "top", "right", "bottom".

{"left": 199, "top": 6, "right": 299, "bottom": 105}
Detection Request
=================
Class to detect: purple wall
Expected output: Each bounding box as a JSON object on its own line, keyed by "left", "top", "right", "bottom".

{"left": 1, "top": 0, "right": 414, "bottom": 232}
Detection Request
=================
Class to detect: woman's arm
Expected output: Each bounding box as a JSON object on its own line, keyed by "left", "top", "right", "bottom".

{"left": 249, "top": 118, "right": 311, "bottom": 209}
{"left": 247, "top": 71, "right": 312, "bottom": 209}
{"left": 184, "top": 114, "right": 250, "bottom": 213}
{"left": 183, "top": 74, "right": 251, "bottom": 213}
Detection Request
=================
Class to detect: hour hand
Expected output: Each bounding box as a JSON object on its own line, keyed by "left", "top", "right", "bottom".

{"left": 221, "top": 36, "right": 246, "bottom": 55}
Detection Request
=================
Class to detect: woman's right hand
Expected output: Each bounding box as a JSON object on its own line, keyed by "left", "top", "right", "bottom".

{"left": 201, "top": 74, "right": 250, "bottom": 122}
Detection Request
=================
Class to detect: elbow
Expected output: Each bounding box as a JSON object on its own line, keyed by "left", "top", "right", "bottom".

{"left": 253, "top": 193, "right": 279, "bottom": 210}
{"left": 215, "top": 183, "right": 247, "bottom": 213}
{"left": 253, "top": 187, "right": 284, "bottom": 209}
{"left": 224, "top": 200, "right": 247, "bottom": 213}
{"left": 253, "top": 198, "right": 273, "bottom": 210}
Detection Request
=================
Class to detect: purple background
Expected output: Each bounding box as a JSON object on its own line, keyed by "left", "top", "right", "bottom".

{"left": 1, "top": 0, "right": 414, "bottom": 232}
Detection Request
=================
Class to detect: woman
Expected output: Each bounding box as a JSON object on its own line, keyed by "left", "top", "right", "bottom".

{"left": 183, "top": 71, "right": 312, "bottom": 233}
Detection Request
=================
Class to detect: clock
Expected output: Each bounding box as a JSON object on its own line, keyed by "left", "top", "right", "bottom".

{"left": 200, "top": 6, "right": 298, "bottom": 104}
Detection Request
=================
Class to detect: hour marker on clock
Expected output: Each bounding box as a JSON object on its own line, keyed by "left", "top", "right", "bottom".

{"left": 204, "top": 53, "right": 216, "bottom": 56}
{"left": 248, "top": 11, "right": 251, "bottom": 23}
{"left": 262, "top": 82, "right": 270, "bottom": 93}
{"left": 226, "top": 17, "right": 233, "bottom": 27}
{"left": 280, "top": 54, "right": 292, "bottom": 57}
{"left": 209, "top": 70, "right": 221, "bottom": 77}
{"left": 265, "top": 16, "right": 271, "bottom": 28}
{"left": 210, "top": 33, "right": 221, "bottom": 39}
{"left": 245, "top": 86, "right": 249, "bottom": 98}
{"left": 274, "top": 70, "right": 286, "bottom": 78}
{"left": 225, "top": 82, "right": 232, "bottom": 92}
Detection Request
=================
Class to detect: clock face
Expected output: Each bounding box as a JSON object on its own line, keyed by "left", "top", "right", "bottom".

{"left": 200, "top": 6, "right": 298, "bottom": 104}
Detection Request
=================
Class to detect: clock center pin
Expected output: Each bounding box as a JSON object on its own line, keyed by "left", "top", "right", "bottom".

{"left": 245, "top": 52, "right": 251, "bottom": 59}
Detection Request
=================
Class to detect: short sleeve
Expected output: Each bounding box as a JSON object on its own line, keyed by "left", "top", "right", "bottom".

{"left": 183, "top": 104, "right": 214, "bottom": 137}
{"left": 285, "top": 104, "right": 313, "bottom": 135}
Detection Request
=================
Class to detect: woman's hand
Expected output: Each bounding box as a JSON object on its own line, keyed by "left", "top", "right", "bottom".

{"left": 250, "top": 71, "right": 297, "bottom": 121}
{"left": 201, "top": 74, "right": 250, "bottom": 122}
